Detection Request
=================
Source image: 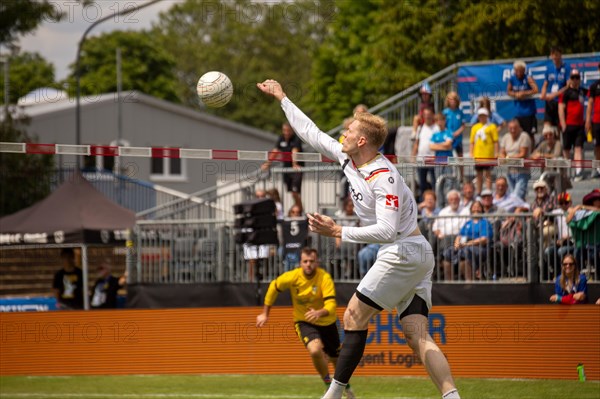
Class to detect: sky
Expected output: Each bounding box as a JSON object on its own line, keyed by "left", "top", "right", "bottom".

{"left": 17, "top": 0, "right": 182, "bottom": 81}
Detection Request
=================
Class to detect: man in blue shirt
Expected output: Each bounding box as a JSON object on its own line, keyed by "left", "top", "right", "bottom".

{"left": 507, "top": 60, "right": 539, "bottom": 140}
{"left": 541, "top": 47, "right": 571, "bottom": 128}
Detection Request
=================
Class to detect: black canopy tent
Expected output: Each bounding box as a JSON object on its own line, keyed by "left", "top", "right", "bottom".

{"left": 0, "top": 174, "right": 136, "bottom": 309}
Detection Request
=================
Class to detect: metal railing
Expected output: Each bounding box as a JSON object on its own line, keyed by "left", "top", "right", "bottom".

{"left": 131, "top": 213, "right": 599, "bottom": 285}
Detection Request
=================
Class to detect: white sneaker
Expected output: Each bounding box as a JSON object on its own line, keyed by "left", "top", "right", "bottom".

{"left": 344, "top": 387, "right": 357, "bottom": 399}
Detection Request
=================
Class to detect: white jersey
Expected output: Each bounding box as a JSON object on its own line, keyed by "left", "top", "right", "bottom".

{"left": 281, "top": 97, "right": 418, "bottom": 244}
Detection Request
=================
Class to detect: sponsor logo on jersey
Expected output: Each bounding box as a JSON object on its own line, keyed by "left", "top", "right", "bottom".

{"left": 385, "top": 194, "right": 399, "bottom": 211}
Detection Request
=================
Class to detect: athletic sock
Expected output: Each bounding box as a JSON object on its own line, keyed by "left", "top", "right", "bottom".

{"left": 333, "top": 330, "right": 368, "bottom": 384}
{"left": 442, "top": 388, "right": 461, "bottom": 399}
{"left": 323, "top": 379, "right": 346, "bottom": 398}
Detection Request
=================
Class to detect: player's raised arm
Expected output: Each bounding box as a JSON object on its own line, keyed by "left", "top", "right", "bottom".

{"left": 257, "top": 79, "right": 343, "bottom": 162}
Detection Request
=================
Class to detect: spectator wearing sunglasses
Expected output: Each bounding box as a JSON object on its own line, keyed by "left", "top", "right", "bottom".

{"left": 559, "top": 69, "right": 587, "bottom": 182}
{"left": 549, "top": 254, "right": 588, "bottom": 304}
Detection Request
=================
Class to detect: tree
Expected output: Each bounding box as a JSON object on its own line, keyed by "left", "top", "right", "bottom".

{"left": 63, "top": 30, "right": 179, "bottom": 102}
{"left": 0, "top": 113, "right": 54, "bottom": 217}
{"left": 308, "top": 0, "right": 600, "bottom": 130}
{"left": 0, "top": 52, "right": 57, "bottom": 104}
{"left": 0, "top": 0, "right": 92, "bottom": 45}
{"left": 153, "top": 0, "right": 333, "bottom": 133}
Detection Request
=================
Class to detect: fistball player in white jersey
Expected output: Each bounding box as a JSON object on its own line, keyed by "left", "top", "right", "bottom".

{"left": 257, "top": 80, "right": 460, "bottom": 399}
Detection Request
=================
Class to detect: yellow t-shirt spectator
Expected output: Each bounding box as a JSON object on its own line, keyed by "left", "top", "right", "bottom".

{"left": 470, "top": 123, "right": 498, "bottom": 159}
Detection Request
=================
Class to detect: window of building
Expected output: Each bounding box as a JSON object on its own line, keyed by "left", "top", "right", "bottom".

{"left": 150, "top": 155, "right": 186, "bottom": 182}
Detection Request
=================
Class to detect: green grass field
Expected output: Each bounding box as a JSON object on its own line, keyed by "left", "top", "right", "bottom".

{"left": 1, "top": 375, "right": 598, "bottom": 399}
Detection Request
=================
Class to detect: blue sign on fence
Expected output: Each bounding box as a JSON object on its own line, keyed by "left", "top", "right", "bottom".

{"left": 0, "top": 296, "right": 57, "bottom": 312}
{"left": 457, "top": 55, "right": 600, "bottom": 121}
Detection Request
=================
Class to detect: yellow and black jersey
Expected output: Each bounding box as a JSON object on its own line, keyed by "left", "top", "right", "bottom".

{"left": 264, "top": 268, "right": 336, "bottom": 326}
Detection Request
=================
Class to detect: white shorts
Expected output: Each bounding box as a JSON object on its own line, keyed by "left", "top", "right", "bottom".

{"left": 356, "top": 235, "right": 434, "bottom": 316}
{"left": 243, "top": 244, "right": 270, "bottom": 260}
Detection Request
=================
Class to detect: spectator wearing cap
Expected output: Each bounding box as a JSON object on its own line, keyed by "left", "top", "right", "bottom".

{"left": 411, "top": 83, "right": 436, "bottom": 136}
{"left": 530, "top": 179, "right": 556, "bottom": 223}
{"left": 469, "top": 107, "right": 499, "bottom": 195}
{"left": 559, "top": 68, "right": 587, "bottom": 181}
{"left": 500, "top": 119, "right": 532, "bottom": 200}
{"left": 469, "top": 97, "right": 506, "bottom": 131}
{"left": 480, "top": 189, "right": 505, "bottom": 214}
{"left": 507, "top": 60, "right": 539, "bottom": 140}
{"left": 540, "top": 46, "right": 571, "bottom": 128}
{"left": 585, "top": 62, "right": 600, "bottom": 179}
{"left": 492, "top": 176, "right": 529, "bottom": 213}
{"left": 544, "top": 192, "right": 575, "bottom": 281}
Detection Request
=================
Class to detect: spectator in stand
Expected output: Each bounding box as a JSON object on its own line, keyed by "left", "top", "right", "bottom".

{"left": 540, "top": 46, "right": 571, "bottom": 129}
{"left": 357, "top": 243, "right": 380, "bottom": 279}
{"left": 480, "top": 188, "right": 505, "bottom": 261}
{"left": 243, "top": 189, "right": 272, "bottom": 282}
{"left": 507, "top": 60, "right": 539, "bottom": 141}
{"left": 530, "top": 180, "right": 556, "bottom": 224}
{"left": 460, "top": 182, "right": 475, "bottom": 213}
{"left": 492, "top": 176, "right": 529, "bottom": 213}
{"left": 469, "top": 97, "right": 506, "bottom": 131}
{"left": 418, "top": 189, "right": 441, "bottom": 241}
{"left": 262, "top": 122, "right": 304, "bottom": 210}
{"left": 434, "top": 190, "right": 467, "bottom": 280}
{"left": 531, "top": 125, "right": 562, "bottom": 160}
{"left": 585, "top": 62, "right": 600, "bottom": 179}
{"left": 452, "top": 200, "right": 493, "bottom": 281}
{"left": 53, "top": 248, "right": 84, "bottom": 310}
{"left": 412, "top": 83, "right": 436, "bottom": 135}
{"left": 531, "top": 124, "right": 571, "bottom": 192}
{"left": 480, "top": 189, "right": 505, "bottom": 214}
{"left": 267, "top": 188, "right": 284, "bottom": 221}
{"left": 412, "top": 108, "right": 439, "bottom": 201}
{"left": 544, "top": 192, "right": 574, "bottom": 281}
{"left": 430, "top": 113, "right": 454, "bottom": 160}
{"left": 566, "top": 189, "right": 600, "bottom": 271}
{"left": 559, "top": 69, "right": 587, "bottom": 182}
{"left": 442, "top": 92, "right": 466, "bottom": 177}
{"left": 549, "top": 254, "right": 588, "bottom": 304}
{"left": 470, "top": 108, "right": 499, "bottom": 195}
{"left": 500, "top": 119, "right": 532, "bottom": 200}
{"left": 90, "top": 258, "right": 124, "bottom": 309}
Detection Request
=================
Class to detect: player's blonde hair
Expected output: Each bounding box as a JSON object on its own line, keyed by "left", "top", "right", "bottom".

{"left": 354, "top": 112, "right": 387, "bottom": 149}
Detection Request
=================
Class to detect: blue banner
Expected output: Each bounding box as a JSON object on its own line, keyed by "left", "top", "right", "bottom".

{"left": 0, "top": 296, "right": 57, "bottom": 312}
{"left": 457, "top": 55, "right": 600, "bottom": 121}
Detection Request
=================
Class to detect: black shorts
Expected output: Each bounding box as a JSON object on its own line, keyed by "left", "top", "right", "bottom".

{"left": 284, "top": 172, "right": 302, "bottom": 193}
{"left": 516, "top": 115, "right": 538, "bottom": 135}
{"left": 295, "top": 321, "right": 341, "bottom": 358}
{"left": 562, "top": 125, "right": 585, "bottom": 150}
{"left": 475, "top": 165, "right": 493, "bottom": 171}
{"left": 593, "top": 123, "right": 600, "bottom": 147}
{"left": 544, "top": 101, "right": 559, "bottom": 126}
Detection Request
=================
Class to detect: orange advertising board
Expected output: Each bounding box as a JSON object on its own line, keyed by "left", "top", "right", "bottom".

{"left": 1, "top": 305, "right": 598, "bottom": 380}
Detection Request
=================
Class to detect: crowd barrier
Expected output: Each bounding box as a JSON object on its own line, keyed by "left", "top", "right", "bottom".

{"left": 132, "top": 212, "right": 599, "bottom": 285}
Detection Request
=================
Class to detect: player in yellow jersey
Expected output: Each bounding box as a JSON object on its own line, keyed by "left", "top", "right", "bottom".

{"left": 256, "top": 248, "right": 355, "bottom": 399}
